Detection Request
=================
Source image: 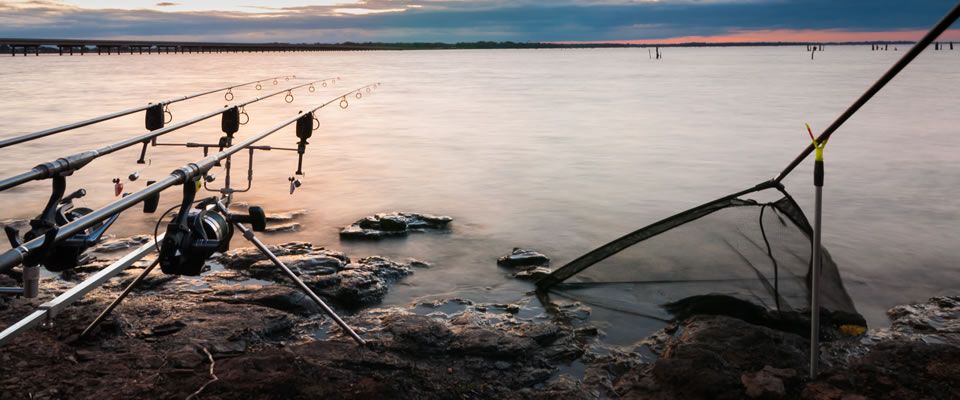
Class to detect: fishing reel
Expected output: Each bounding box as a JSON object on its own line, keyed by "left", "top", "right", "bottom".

{"left": 159, "top": 178, "right": 266, "bottom": 276}
{"left": 4, "top": 176, "right": 122, "bottom": 273}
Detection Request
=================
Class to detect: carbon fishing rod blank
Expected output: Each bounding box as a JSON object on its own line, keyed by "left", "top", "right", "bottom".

{"left": 0, "top": 82, "right": 382, "bottom": 278}
{"left": 0, "top": 83, "right": 382, "bottom": 347}
{"left": 0, "top": 77, "right": 337, "bottom": 194}
{"left": 0, "top": 75, "right": 294, "bottom": 149}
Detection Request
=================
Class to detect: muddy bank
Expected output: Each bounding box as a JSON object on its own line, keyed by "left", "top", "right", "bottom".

{"left": 0, "top": 240, "right": 957, "bottom": 399}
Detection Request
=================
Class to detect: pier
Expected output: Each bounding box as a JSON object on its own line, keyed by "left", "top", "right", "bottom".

{"left": 0, "top": 38, "right": 391, "bottom": 56}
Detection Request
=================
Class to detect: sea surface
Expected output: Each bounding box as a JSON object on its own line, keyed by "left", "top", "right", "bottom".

{"left": 0, "top": 47, "right": 958, "bottom": 343}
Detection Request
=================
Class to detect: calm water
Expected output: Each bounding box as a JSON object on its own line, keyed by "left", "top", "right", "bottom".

{"left": 0, "top": 47, "right": 958, "bottom": 342}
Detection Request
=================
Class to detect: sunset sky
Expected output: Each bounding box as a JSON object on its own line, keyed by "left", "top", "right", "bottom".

{"left": 0, "top": 0, "right": 958, "bottom": 43}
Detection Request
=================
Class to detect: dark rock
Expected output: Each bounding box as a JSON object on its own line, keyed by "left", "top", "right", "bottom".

{"left": 209, "top": 340, "right": 248, "bottom": 357}
{"left": 340, "top": 212, "right": 452, "bottom": 240}
{"left": 887, "top": 295, "right": 960, "bottom": 337}
{"left": 168, "top": 345, "right": 205, "bottom": 369}
{"left": 216, "top": 242, "right": 317, "bottom": 270}
{"left": 741, "top": 366, "right": 793, "bottom": 398}
{"left": 310, "top": 257, "right": 413, "bottom": 308}
{"left": 220, "top": 244, "right": 415, "bottom": 308}
{"left": 90, "top": 235, "right": 151, "bottom": 253}
{"left": 205, "top": 285, "right": 322, "bottom": 315}
{"left": 265, "top": 209, "right": 307, "bottom": 222}
{"left": 263, "top": 222, "right": 301, "bottom": 233}
{"left": 497, "top": 248, "right": 550, "bottom": 268}
{"left": 376, "top": 214, "right": 408, "bottom": 232}
{"left": 407, "top": 259, "right": 431, "bottom": 268}
{"left": 649, "top": 315, "right": 807, "bottom": 399}
{"left": 144, "top": 321, "right": 186, "bottom": 337}
{"left": 74, "top": 349, "right": 96, "bottom": 362}
{"left": 513, "top": 266, "right": 552, "bottom": 281}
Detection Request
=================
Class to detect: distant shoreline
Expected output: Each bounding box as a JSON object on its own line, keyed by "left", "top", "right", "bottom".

{"left": 0, "top": 38, "right": 927, "bottom": 54}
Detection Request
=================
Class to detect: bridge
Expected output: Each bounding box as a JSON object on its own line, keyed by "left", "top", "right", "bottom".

{"left": 0, "top": 38, "right": 394, "bottom": 56}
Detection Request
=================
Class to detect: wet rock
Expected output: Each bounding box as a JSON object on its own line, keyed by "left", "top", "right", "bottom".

{"left": 648, "top": 315, "right": 806, "bottom": 399}
{"left": 208, "top": 340, "right": 248, "bottom": 357}
{"left": 216, "top": 242, "right": 316, "bottom": 270}
{"left": 407, "top": 259, "right": 431, "bottom": 268}
{"left": 168, "top": 345, "right": 205, "bottom": 369}
{"left": 310, "top": 257, "right": 413, "bottom": 308}
{"left": 340, "top": 212, "right": 452, "bottom": 240}
{"left": 513, "top": 266, "right": 552, "bottom": 281}
{"left": 516, "top": 322, "right": 562, "bottom": 345}
{"left": 741, "top": 366, "right": 793, "bottom": 398}
{"left": 219, "top": 244, "right": 414, "bottom": 308}
{"left": 888, "top": 295, "right": 960, "bottom": 337}
{"left": 799, "top": 297, "right": 960, "bottom": 400}
{"left": 205, "top": 285, "right": 322, "bottom": 315}
{"left": 497, "top": 248, "right": 550, "bottom": 268}
{"left": 90, "top": 235, "right": 151, "bottom": 253}
{"left": 143, "top": 321, "right": 186, "bottom": 337}
{"left": 265, "top": 209, "right": 307, "bottom": 222}
{"left": 263, "top": 222, "right": 301, "bottom": 233}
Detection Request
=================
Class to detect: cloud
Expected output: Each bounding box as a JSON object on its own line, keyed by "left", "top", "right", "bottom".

{"left": 0, "top": 0, "right": 957, "bottom": 43}
{"left": 155, "top": 2, "right": 178, "bottom": 6}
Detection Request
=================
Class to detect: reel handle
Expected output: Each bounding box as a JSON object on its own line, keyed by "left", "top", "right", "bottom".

{"left": 60, "top": 188, "right": 86, "bottom": 205}
{"left": 228, "top": 206, "right": 266, "bottom": 232}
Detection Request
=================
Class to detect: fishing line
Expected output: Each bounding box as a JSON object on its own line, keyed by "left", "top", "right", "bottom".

{"left": 0, "top": 75, "right": 295, "bottom": 149}
{"left": 0, "top": 77, "right": 339, "bottom": 193}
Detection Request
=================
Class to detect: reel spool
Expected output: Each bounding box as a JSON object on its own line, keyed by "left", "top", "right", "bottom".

{"left": 159, "top": 181, "right": 266, "bottom": 276}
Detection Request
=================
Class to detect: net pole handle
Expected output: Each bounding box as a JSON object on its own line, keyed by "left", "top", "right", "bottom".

{"left": 810, "top": 183, "right": 823, "bottom": 379}
{"left": 774, "top": 1, "right": 960, "bottom": 183}
{"left": 810, "top": 142, "right": 825, "bottom": 378}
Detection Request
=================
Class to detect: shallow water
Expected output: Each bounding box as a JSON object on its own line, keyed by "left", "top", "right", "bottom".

{"left": 0, "top": 47, "right": 958, "bottom": 343}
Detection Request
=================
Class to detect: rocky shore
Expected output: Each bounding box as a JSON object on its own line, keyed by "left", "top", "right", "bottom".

{"left": 0, "top": 236, "right": 957, "bottom": 399}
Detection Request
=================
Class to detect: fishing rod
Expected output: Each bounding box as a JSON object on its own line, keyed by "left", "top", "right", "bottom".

{"left": 774, "top": 1, "right": 960, "bottom": 183}
{"left": 0, "top": 76, "right": 338, "bottom": 273}
{"left": 0, "top": 84, "right": 382, "bottom": 346}
{"left": 0, "top": 83, "right": 380, "bottom": 275}
{"left": 0, "top": 77, "right": 340, "bottom": 193}
{"left": 0, "top": 75, "right": 298, "bottom": 149}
